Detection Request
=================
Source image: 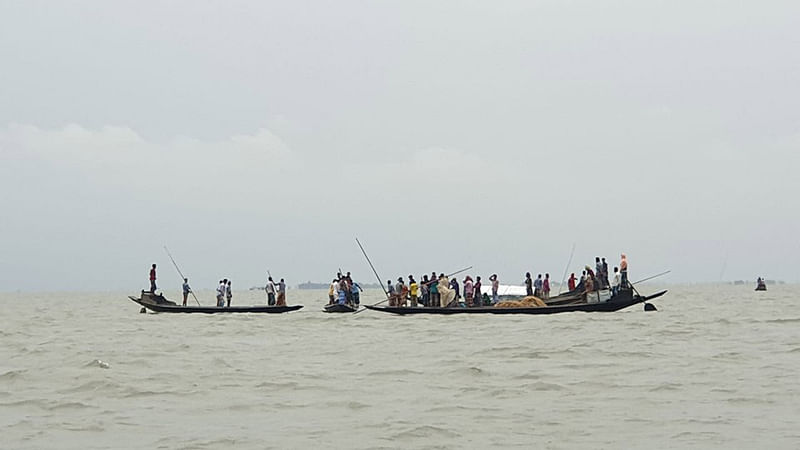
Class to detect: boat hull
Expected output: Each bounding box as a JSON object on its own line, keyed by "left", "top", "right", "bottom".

{"left": 364, "top": 289, "right": 666, "bottom": 315}
{"left": 129, "top": 292, "right": 303, "bottom": 314}
{"left": 323, "top": 303, "right": 358, "bottom": 313}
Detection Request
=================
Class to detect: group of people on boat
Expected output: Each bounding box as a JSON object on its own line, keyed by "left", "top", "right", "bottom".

{"left": 382, "top": 272, "right": 502, "bottom": 308}
{"left": 380, "top": 254, "right": 631, "bottom": 308}
{"left": 145, "top": 264, "right": 289, "bottom": 307}
{"left": 328, "top": 271, "right": 362, "bottom": 306}
{"left": 265, "top": 276, "right": 287, "bottom": 306}
{"left": 565, "top": 254, "right": 629, "bottom": 296}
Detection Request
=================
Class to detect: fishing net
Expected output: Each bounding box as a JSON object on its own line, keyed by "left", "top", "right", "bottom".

{"left": 495, "top": 296, "right": 547, "bottom": 308}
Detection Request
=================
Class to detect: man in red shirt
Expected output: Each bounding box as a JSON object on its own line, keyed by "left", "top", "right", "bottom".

{"left": 149, "top": 264, "right": 157, "bottom": 292}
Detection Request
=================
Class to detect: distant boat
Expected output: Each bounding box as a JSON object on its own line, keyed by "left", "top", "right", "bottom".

{"left": 755, "top": 278, "right": 767, "bottom": 291}
{"left": 298, "top": 281, "right": 330, "bottom": 290}
{"left": 129, "top": 291, "right": 303, "bottom": 314}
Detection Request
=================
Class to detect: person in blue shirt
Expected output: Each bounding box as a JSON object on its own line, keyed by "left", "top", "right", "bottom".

{"left": 350, "top": 281, "right": 362, "bottom": 306}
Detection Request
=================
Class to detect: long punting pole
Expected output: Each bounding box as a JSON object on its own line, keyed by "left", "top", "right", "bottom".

{"left": 163, "top": 246, "right": 201, "bottom": 306}
{"left": 557, "top": 243, "right": 576, "bottom": 295}
{"left": 355, "top": 238, "right": 389, "bottom": 298}
{"left": 631, "top": 270, "right": 671, "bottom": 285}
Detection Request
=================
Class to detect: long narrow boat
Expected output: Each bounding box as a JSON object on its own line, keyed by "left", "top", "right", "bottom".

{"left": 129, "top": 291, "right": 303, "bottom": 314}
{"left": 364, "top": 289, "right": 666, "bottom": 315}
{"left": 323, "top": 303, "right": 358, "bottom": 313}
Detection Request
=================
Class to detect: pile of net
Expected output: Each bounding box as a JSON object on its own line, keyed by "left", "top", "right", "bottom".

{"left": 495, "top": 296, "right": 547, "bottom": 308}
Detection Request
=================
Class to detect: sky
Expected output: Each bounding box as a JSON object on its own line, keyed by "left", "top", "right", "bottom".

{"left": 1, "top": 1, "right": 799, "bottom": 291}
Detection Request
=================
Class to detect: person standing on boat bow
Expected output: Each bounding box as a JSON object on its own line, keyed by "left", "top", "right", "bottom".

{"left": 265, "top": 276, "right": 277, "bottom": 306}
{"left": 182, "top": 278, "right": 191, "bottom": 306}
{"left": 620, "top": 254, "right": 629, "bottom": 289}
{"left": 226, "top": 280, "right": 233, "bottom": 307}
{"left": 149, "top": 264, "right": 157, "bottom": 293}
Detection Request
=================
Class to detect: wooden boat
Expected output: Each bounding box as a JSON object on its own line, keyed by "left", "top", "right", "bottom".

{"left": 363, "top": 289, "right": 666, "bottom": 315}
{"left": 323, "top": 303, "right": 358, "bottom": 313}
{"left": 129, "top": 291, "right": 303, "bottom": 314}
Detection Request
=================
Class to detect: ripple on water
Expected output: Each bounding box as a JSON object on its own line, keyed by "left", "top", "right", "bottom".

{"left": 389, "top": 425, "right": 461, "bottom": 440}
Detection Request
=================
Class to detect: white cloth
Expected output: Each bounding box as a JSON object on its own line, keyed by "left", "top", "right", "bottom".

{"left": 265, "top": 282, "right": 276, "bottom": 294}
{"left": 611, "top": 273, "right": 621, "bottom": 288}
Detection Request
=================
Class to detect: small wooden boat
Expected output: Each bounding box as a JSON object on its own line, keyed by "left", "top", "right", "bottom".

{"left": 129, "top": 291, "right": 303, "bottom": 314}
{"left": 323, "top": 303, "right": 358, "bottom": 313}
{"left": 363, "top": 289, "right": 666, "bottom": 315}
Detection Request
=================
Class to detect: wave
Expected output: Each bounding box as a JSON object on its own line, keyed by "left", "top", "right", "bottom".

{"left": 390, "top": 425, "right": 460, "bottom": 440}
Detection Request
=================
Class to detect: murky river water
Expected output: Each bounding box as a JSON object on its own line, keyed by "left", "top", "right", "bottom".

{"left": 1, "top": 284, "right": 798, "bottom": 449}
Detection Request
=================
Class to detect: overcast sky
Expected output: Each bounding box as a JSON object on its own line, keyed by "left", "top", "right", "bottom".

{"left": 1, "top": 1, "right": 798, "bottom": 291}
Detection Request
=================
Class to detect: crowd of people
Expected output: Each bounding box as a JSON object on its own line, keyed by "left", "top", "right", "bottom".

{"left": 377, "top": 254, "right": 631, "bottom": 308}
{"left": 328, "top": 271, "right": 363, "bottom": 306}
{"left": 379, "top": 272, "right": 502, "bottom": 307}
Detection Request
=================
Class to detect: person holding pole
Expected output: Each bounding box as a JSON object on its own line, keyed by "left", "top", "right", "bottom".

{"left": 182, "top": 278, "right": 191, "bottom": 306}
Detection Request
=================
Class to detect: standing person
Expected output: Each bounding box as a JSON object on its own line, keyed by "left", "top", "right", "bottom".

{"left": 329, "top": 278, "right": 337, "bottom": 305}
{"left": 584, "top": 272, "right": 595, "bottom": 294}
{"left": 420, "top": 275, "right": 430, "bottom": 306}
{"left": 611, "top": 267, "right": 621, "bottom": 296}
{"left": 490, "top": 274, "right": 499, "bottom": 305}
{"left": 276, "top": 278, "right": 286, "bottom": 306}
{"left": 429, "top": 274, "right": 439, "bottom": 308}
{"left": 217, "top": 279, "right": 227, "bottom": 307}
{"left": 408, "top": 276, "right": 418, "bottom": 307}
{"left": 394, "top": 278, "right": 405, "bottom": 307}
{"left": 386, "top": 280, "right": 395, "bottom": 306}
{"left": 463, "top": 276, "right": 474, "bottom": 307}
{"left": 149, "top": 264, "right": 157, "bottom": 292}
{"left": 525, "top": 272, "right": 533, "bottom": 296}
{"left": 595, "top": 257, "right": 604, "bottom": 288}
{"left": 265, "top": 276, "right": 277, "bottom": 306}
{"left": 473, "top": 276, "right": 483, "bottom": 307}
{"left": 450, "top": 277, "right": 460, "bottom": 301}
{"left": 226, "top": 280, "right": 232, "bottom": 307}
{"left": 542, "top": 273, "right": 551, "bottom": 300}
{"left": 351, "top": 281, "right": 362, "bottom": 306}
{"left": 620, "top": 254, "right": 628, "bottom": 288}
{"left": 337, "top": 282, "right": 347, "bottom": 305}
{"left": 601, "top": 258, "right": 609, "bottom": 287}
{"left": 181, "top": 278, "right": 191, "bottom": 307}
{"left": 534, "top": 274, "right": 543, "bottom": 297}
{"left": 568, "top": 273, "right": 577, "bottom": 291}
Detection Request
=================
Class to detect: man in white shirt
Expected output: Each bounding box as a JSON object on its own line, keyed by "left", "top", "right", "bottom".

{"left": 611, "top": 267, "right": 621, "bottom": 296}
{"left": 216, "top": 279, "right": 227, "bottom": 307}
{"left": 265, "top": 276, "right": 277, "bottom": 305}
